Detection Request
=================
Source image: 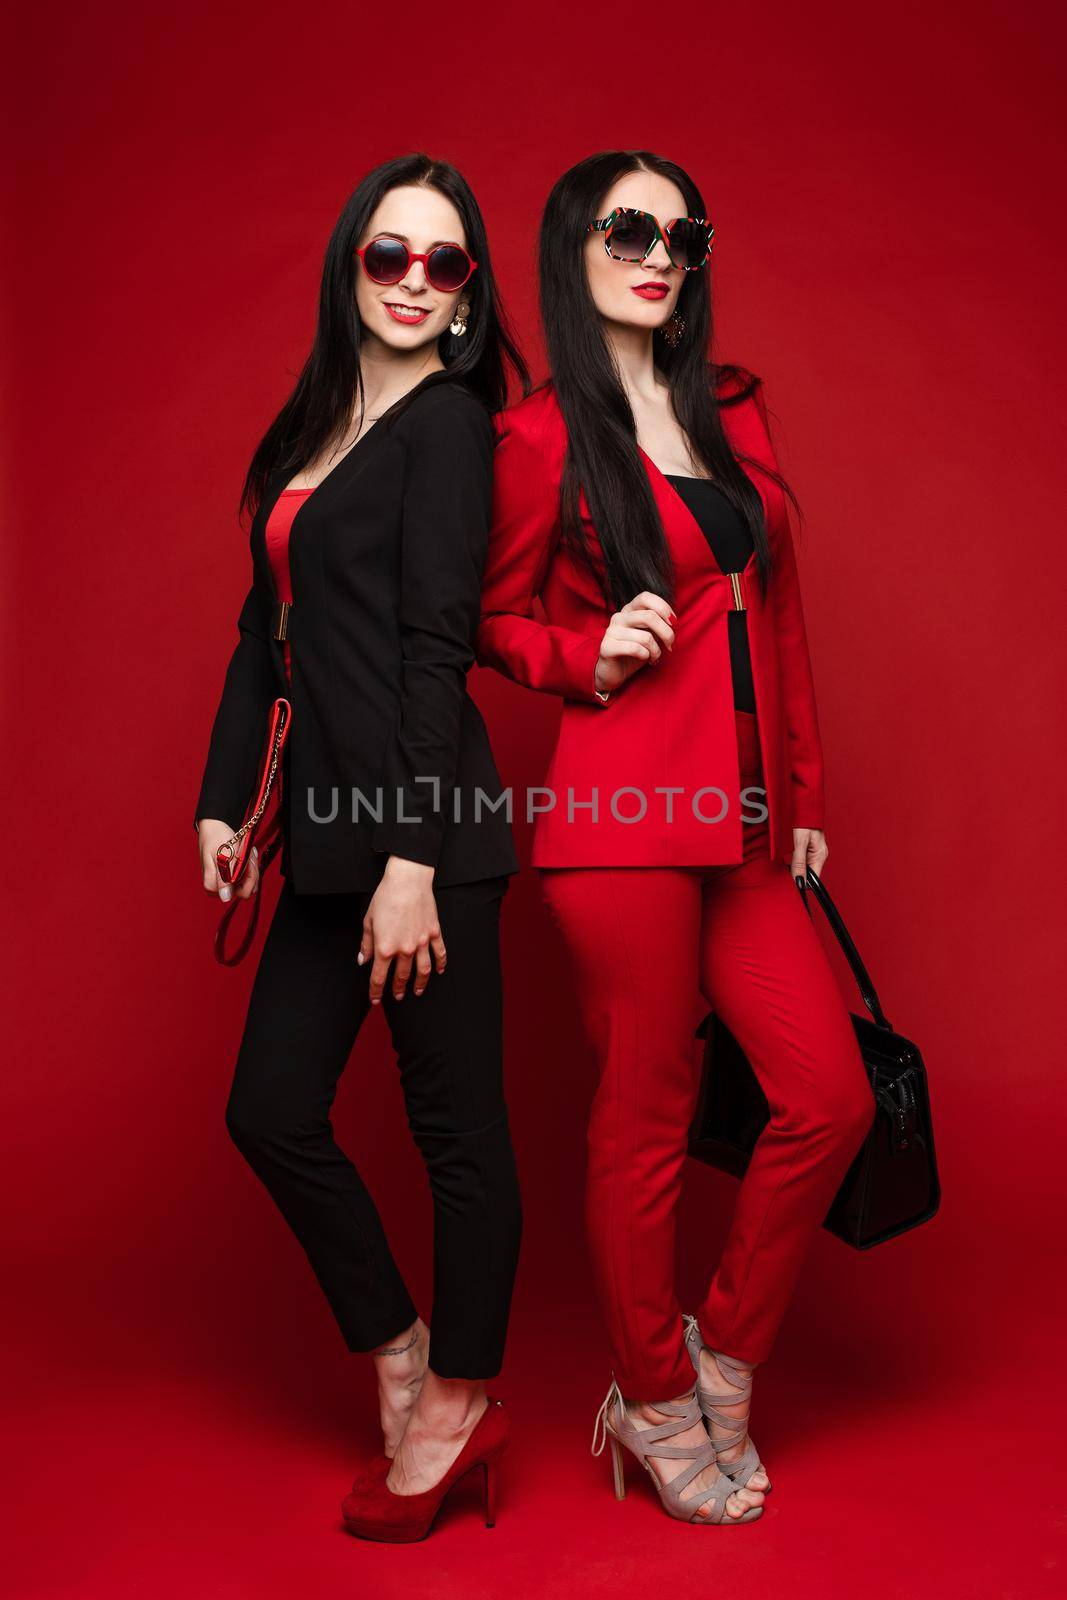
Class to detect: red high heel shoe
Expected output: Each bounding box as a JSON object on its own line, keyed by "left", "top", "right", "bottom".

{"left": 341, "top": 1398, "right": 509, "bottom": 1543}
{"left": 349, "top": 1453, "right": 390, "bottom": 1493}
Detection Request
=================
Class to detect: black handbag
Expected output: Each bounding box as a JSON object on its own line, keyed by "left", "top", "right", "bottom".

{"left": 688, "top": 867, "right": 940, "bottom": 1249}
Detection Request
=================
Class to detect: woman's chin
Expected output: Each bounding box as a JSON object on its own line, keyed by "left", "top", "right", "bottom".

{"left": 373, "top": 312, "right": 442, "bottom": 349}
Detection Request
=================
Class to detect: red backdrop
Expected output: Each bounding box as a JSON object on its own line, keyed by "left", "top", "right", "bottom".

{"left": 5, "top": 2, "right": 1066, "bottom": 1594}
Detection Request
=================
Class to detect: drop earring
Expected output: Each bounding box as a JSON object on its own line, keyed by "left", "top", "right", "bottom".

{"left": 661, "top": 309, "right": 686, "bottom": 349}
{"left": 450, "top": 302, "right": 470, "bottom": 336}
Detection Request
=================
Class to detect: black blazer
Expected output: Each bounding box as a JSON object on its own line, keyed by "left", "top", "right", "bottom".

{"left": 195, "top": 376, "right": 520, "bottom": 893}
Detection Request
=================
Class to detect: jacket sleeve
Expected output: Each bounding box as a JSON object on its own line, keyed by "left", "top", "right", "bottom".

{"left": 475, "top": 415, "right": 609, "bottom": 705}
{"left": 751, "top": 381, "right": 826, "bottom": 830}
{"left": 194, "top": 579, "right": 277, "bottom": 832}
{"left": 370, "top": 393, "right": 495, "bottom": 869}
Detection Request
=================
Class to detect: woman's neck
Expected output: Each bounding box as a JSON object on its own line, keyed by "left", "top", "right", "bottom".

{"left": 356, "top": 336, "right": 448, "bottom": 417}
{"left": 600, "top": 319, "right": 665, "bottom": 409}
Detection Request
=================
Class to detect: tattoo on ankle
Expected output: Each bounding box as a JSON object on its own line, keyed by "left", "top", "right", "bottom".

{"left": 374, "top": 1326, "right": 420, "bottom": 1357}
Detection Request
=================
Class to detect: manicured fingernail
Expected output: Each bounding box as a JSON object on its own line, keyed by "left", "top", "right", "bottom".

{"left": 356, "top": 951, "right": 365, "bottom": 965}
{"left": 219, "top": 886, "right": 232, "bottom": 903}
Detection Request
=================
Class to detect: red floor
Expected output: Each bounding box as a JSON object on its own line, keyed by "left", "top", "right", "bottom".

{"left": 7, "top": 1262, "right": 1064, "bottom": 1600}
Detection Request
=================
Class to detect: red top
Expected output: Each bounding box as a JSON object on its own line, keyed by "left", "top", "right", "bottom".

{"left": 265, "top": 488, "right": 314, "bottom": 682}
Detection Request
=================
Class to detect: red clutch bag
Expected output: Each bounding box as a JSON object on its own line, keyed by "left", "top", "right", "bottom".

{"left": 213, "top": 697, "right": 292, "bottom": 966}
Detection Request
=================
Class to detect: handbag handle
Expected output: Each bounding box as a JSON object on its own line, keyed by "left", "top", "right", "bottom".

{"left": 797, "top": 867, "right": 893, "bottom": 1031}
{"left": 215, "top": 698, "right": 292, "bottom": 887}
{"left": 212, "top": 696, "right": 292, "bottom": 967}
{"left": 214, "top": 811, "right": 284, "bottom": 967}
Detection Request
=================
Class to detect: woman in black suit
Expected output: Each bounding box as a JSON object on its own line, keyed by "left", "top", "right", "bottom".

{"left": 194, "top": 155, "right": 527, "bottom": 1536}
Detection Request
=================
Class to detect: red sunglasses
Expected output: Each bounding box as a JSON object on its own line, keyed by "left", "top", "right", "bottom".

{"left": 355, "top": 236, "right": 478, "bottom": 293}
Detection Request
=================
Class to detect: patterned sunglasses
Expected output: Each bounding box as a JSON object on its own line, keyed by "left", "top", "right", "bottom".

{"left": 587, "top": 206, "right": 715, "bottom": 272}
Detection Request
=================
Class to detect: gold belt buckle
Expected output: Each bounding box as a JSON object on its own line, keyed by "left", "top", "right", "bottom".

{"left": 272, "top": 601, "right": 290, "bottom": 642}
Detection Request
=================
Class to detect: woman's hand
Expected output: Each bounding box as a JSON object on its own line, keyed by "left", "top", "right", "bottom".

{"left": 359, "top": 857, "right": 447, "bottom": 1003}
{"left": 593, "top": 591, "right": 676, "bottom": 695}
{"left": 198, "top": 819, "right": 259, "bottom": 904}
{"left": 791, "top": 827, "right": 828, "bottom": 885}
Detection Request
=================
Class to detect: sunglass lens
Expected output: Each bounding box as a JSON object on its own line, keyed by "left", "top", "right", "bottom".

{"left": 426, "top": 245, "right": 472, "bottom": 291}
{"left": 361, "top": 239, "right": 408, "bottom": 283}
{"left": 666, "top": 219, "right": 711, "bottom": 270}
{"left": 606, "top": 211, "right": 657, "bottom": 262}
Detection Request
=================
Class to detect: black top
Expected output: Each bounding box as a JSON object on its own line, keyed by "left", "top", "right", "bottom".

{"left": 195, "top": 377, "right": 520, "bottom": 893}
{"left": 665, "top": 475, "right": 756, "bottom": 714}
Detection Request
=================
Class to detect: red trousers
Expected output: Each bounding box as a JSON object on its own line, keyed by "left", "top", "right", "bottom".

{"left": 540, "top": 711, "right": 874, "bottom": 1399}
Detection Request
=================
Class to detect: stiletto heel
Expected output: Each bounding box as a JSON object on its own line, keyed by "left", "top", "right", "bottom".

{"left": 682, "top": 1315, "right": 771, "bottom": 1495}
{"left": 591, "top": 1379, "right": 762, "bottom": 1525}
{"left": 342, "top": 1397, "right": 509, "bottom": 1542}
{"left": 609, "top": 1434, "right": 627, "bottom": 1500}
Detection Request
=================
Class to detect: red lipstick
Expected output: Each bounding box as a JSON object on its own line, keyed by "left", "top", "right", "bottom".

{"left": 384, "top": 302, "right": 431, "bottom": 324}
{"left": 631, "top": 283, "right": 670, "bottom": 300}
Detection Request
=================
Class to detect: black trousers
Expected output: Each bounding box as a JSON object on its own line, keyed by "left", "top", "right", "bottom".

{"left": 224, "top": 872, "right": 522, "bottom": 1379}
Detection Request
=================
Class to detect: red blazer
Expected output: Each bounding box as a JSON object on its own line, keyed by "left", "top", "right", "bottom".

{"left": 475, "top": 371, "right": 825, "bottom": 868}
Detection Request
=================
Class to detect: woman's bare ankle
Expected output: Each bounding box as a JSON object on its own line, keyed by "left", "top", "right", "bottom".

{"left": 409, "top": 1369, "right": 487, "bottom": 1433}
{"left": 372, "top": 1317, "right": 429, "bottom": 1455}
{"left": 372, "top": 1316, "right": 426, "bottom": 1368}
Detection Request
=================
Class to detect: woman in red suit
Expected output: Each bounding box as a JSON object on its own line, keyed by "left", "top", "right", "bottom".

{"left": 477, "top": 151, "right": 875, "bottom": 1526}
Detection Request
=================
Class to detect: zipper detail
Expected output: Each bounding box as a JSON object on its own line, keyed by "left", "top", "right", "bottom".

{"left": 727, "top": 571, "right": 746, "bottom": 611}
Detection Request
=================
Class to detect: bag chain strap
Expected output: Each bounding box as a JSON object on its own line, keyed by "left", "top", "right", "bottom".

{"left": 219, "top": 725, "right": 285, "bottom": 860}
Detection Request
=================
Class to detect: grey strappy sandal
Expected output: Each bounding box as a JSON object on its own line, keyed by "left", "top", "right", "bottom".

{"left": 591, "top": 1379, "right": 763, "bottom": 1525}
{"left": 682, "top": 1314, "right": 771, "bottom": 1495}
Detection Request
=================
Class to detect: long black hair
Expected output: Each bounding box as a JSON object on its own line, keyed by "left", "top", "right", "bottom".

{"left": 240, "top": 153, "right": 530, "bottom": 521}
{"left": 539, "top": 149, "right": 801, "bottom": 611}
